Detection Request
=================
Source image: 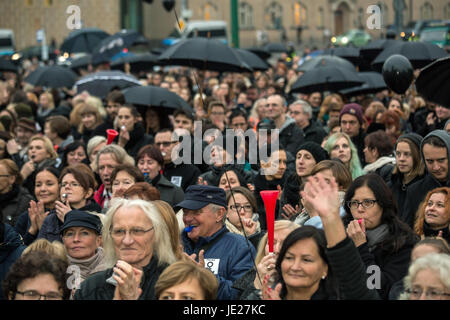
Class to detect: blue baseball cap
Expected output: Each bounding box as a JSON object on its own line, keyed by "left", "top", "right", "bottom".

{"left": 176, "top": 185, "right": 227, "bottom": 210}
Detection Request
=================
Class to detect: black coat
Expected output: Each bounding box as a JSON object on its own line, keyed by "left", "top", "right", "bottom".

{"left": 73, "top": 255, "right": 168, "bottom": 300}
{"left": 279, "top": 121, "right": 305, "bottom": 157}
{"left": 303, "top": 120, "right": 327, "bottom": 145}
{"left": 385, "top": 171, "right": 424, "bottom": 218}
{"left": 147, "top": 174, "right": 184, "bottom": 207}
{"left": 162, "top": 162, "right": 201, "bottom": 192}
{"left": 91, "top": 116, "right": 114, "bottom": 138}
{"left": 0, "top": 185, "right": 34, "bottom": 226}
{"left": 422, "top": 221, "right": 450, "bottom": 244}
{"left": 351, "top": 131, "right": 367, "bottom": 167}
{"left": 117, "top": 122, "right": 154, "bottom": 159}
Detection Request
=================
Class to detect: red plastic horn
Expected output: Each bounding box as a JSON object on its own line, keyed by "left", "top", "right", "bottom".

{"left": 260, "top": 190, "right": 279, "bottom": 253}
{"left": 106, "top": 129, "right": 119, "bottom": 145}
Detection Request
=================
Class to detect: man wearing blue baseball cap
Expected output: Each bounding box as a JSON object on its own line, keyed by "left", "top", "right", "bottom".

{"left": 177, "top": 185, "right": 255, "bottom": 300}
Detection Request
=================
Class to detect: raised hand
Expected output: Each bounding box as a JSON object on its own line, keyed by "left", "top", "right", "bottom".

{"left": 346, "top": 219, "right": 367, "bottom": 247}
{"left": 254, "top": 253, "right": 277, "bottom": 290}
{"left": 55, "top": 196, "right": 71, "bottom": 223}
{"left": 242, "top": 217, "right": 257, "bottom": 236}
{"left": 183, "top": 249, "right": 205, "bottom": 269}
{"left": 261, "top": 274, "right": 282, "bottom": 300}
{"left": 118, "top": 126, "right": 130, "bottom": 147}
{"left": 301, "top": 173, "right": 340, "bottom": 220}
{"left": 28, "top": 200, "right": 49, "bottom": 235}
{"left": 281, "top": 203, "right": 299, "bottom": 220}
{"left": 112, "top": 260, "right": 143, "bottom": 300}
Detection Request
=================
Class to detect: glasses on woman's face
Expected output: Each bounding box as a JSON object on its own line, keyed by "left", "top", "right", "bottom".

{"left": 347, "top": 199, "right": 377, "bottom": 210}
{"left": 110, "top": 226, "right": 154, "bottom": 239}
{"left": 406, "top": 287, "right": 450, "bottom": 300}
{"left": 15, "top": 290, "right": 62, "bottom": 300}
{"left": 229, "top": 204, "right": 253, "bottom": 212}
{"left": 60, "top": 182, "right": 81, "bottom": 189}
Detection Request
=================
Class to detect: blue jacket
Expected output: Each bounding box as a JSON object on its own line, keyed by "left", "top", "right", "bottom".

{"left": 0, "top": 223, "right": 26, "bottom": 300}
{"left": 182, "top": 226, "right": 256, "bottom": 300}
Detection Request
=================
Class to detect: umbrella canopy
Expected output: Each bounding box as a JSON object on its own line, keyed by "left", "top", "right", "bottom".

{"left": 157, "top": 38, "right": 252, "bottom": 73}
{"left": 263, "top": 43, "right": 288, "bottom": 53}
{"left": 340, "top": 72, "right": 387, "bottom": 96}
{"left": 0, "top": 58, "right": 18, "bottom": 73}
{"left": 297, "top": 55, "right": 356, "bottom": 72}
{"left": 60, "top": 28, "right": 110, "bottom": 54}
{"left": 360, "top": 39, "right": 401, "bottom": 62}
{"left": 93, "top": 30, "right": 148, "bottom": 60}
{"left": 74, "top": 71, "right": 141, "bottom": 99}
{"left": 24, "top": 66, "right": 78, "bottom": 88}
{"left": 69, "top": 54, "right": 92, "bottom": 74}
{"left": 234, "top": 48, "right": 270, "bottom": 71}
{"left": 416, "top": 56, "right": 450, "bottom": 107}
{"left": 322, "top": 47, "right": 361, "bottom": 66}
{"left": 290, "top": 66, "right": 363, "bottom": 94}
{"left": 110, "top": 53, "right": 159, "bottom": 73}
{"left": 122, "top": 85, "right": 193, "bottom": 114}
{"left": 372, "top": 41, "right": 448, "bottom": 71}
{"left": 243, "top": 47, "right": 271, "bottom": 60}
{"left": 17, "top": 45, "right": 58, "bottom": 61}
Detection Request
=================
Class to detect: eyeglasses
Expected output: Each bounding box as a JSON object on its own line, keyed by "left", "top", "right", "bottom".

{"left": 210, "top": 112, "right": 225, "bottom": 116}
{"left": 63, "top": 230, "right": 95, "bottom": 240}
{"left": 405, "top": 288, "right": 450, "bottom": 300}
{"left": 15, "top": 290, "right": 62, "bottom": 300}
{"left": 155, "top": 141, "right": 174, "bottom": 147}
{"left": 289, "top": 111, "right": 302, "bottom": 115}
{"left": 110, "top": 226, "right": 154, "bottom": 239}
{"left": 60, "top": 182, "right": 81, "bottom": 188}
{"left": 229, "top": 204, "right": 253, "bottom": 212}
{"left": 0, "top": 174, "right": 10, "bottom": 178}
{"left": 347, "top": 199, "right": 377, "bottom": 210}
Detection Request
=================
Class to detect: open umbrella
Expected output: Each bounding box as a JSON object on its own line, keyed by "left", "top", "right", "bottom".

{"left": 93, "top": 29, "right": 148, "bottom": 60}
{"left": 360, "top": 39, "right": 401, "bottom": 62}
{"left": 263, "top": 43, "right": 288, "bottom": 53}
{"left": 74, "top": 71, "right": 141, "bottom": 99}
{"left": 372, "top": 41, "right": 448, "bottom": 71}
{"left": 322, "top": 47, "right": 361, "bottom": 66}
{"left": 0, "top": 58, "right": 18, "bottom": 73}
{"left": 110, "top": 53, "right": 159, "bottom": 73}
{"left": 243, "top": 47, "right": 271, "bottom": 60}
{"left": 340, "top": 72, "right": 387, "bottom": 96}
{"left": 157, "top": 38, "right": 252, "bottom": 73}
{"left": 122, "top": 85, "right": 193, "bottom": 114}
{"left": 297, "top": 55, "right": 356, "bottom": 72}
{"left": 290, "top": 66, "right": 363, "bottom": 94}
{"left": 416, "top": 56, "right": 450, "bottom": 107}
{"left": 69, "top": 54, "right": 92, "bottom": 75}
{"left": 60, "top": 28, "right": 110, "bottom": 54}
{"left": 234, "top": 48, "right": 270, "bottom": 71}
{"left": 24, "top": 66, "right": 78, "bottom": 88}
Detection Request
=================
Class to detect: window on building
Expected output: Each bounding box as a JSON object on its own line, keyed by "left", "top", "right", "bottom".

{"left": 421, "top": 2, "right": 433, "bottom": 20}
{"left": 203, "top": 2, "right": 219, "bottom": 21}
{"left": 444, "top": 2, "right": 450, "bottom": 19}
{"left": 265, "top": 2, "right": 283, "bottom": 29}
{"left": 294, "top": 2, "right": 307, "bottom": 27}
{"left": 25, "top": 0, "right": 33, "bottom": 7}
{"left": 239, "top": 2, "right": 254, "bottom": 29}
{"left": 318, "top": 7, "right": 325, "bottom": 29}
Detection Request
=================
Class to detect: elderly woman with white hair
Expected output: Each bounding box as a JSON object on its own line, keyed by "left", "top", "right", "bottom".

{"left": 73, "top": 199, "right": 178, "bottom": 300}
{"left": 400, "top": 253, "right": 450, "bottom": 300}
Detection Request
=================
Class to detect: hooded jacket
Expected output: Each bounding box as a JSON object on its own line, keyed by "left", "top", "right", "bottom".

{"left": 0, "top": 185, "right": 34, "bottom": 226}
{"left": 402, "top": 130, "right": 450, "bottom": 228}
{"left": 0, "top": 223, "right": 26, "bottom": 300}
{"left": 278, "top": 116, "right": 305, "bottom": 157}
{"left": 118, "top": 122, "right": 154, "bottom": 159}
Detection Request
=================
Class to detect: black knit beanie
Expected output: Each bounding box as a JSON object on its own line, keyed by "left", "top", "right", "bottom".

{"left": 295, "top": 141, "right": 329, "bottom": 163}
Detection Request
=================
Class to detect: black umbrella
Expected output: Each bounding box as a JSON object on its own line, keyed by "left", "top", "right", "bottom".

{"left": 60, "top": 28, "right": 110, "bottom": 54}
{"left": 150, "top": 47, "right": 166, "bottom": 56}
{"left": 360, "top": 39, "right": 401, "bottom": 62}
{"left": 263, "top": 43, "right": 288, "bottom": 53}
{"left": 122, "top": 85, "right": 193, "bottom": 114}
{"left": 340, "top": 72, "right": 387, "bottom": 96}
{"left": 24, "top": 66, "right": 78, "bottom": 88}
{"left": 17, "top": 45, "right": 58, "bottom": 61}
{"left": 297, "top": 55, "right": 356, "bottom": 72}
{"left": 110, "top": 53, "right": 159, "bottom": 73}
{"left": 290, "top": 66, "right": 363, "bottom": 94}
{"left": 244, "top": 47, "right": 271, "bottom": 60}
{"left": 157, "top": 38, "right": 252, "bottom": 73}
{"left": 416, "top": 56, "right": 450, "bottom": 107}
{"left": 0, "top": 58, "right": 18, "bottom": 73}
{"left": 322, "top": 47, "right": 361, "bottom": 66}
{"left": 74, "top": 71, "right": 141, "bottom": 99}
{"left": 69, "top": 54, "right": 92, "bottom": 75}
{"left": 372, "top": 41, "right": 448, "bottom": 71}
{"left": 93, "top": 29, "right": 148, "bottom": 60}
{"left": 234, "top": 48, "right": 270, "bottom": 71}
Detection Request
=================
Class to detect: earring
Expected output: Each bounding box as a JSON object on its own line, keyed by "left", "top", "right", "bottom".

{"left": 322, "top": 275, "right": 327, "bottom": 279}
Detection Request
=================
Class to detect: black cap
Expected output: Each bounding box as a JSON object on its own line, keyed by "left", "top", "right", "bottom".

{"left": 397, "top": 132, "right": 423, "bottom": 150}
{"left": 296, "top": 141, "right": 329, "bottom": 163}
{"left": 60, "top": 210, "right": 102, "bottom": 235}
{"left": 176, "top": 185, "right": 227, "bottom": 210}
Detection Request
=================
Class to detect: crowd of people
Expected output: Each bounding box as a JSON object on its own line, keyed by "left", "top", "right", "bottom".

{"left": 0, "top": 47, "right": 449, "bottom": 301}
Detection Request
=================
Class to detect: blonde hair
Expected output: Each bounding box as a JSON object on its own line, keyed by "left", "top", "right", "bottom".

{"left": 39, "top": 91, "right": 55, "bottom": 110}
{"left": 28, "top": 135, "right": 58, "bottom": 160}
{"left": 101, "top": 199, "right": 178, "bottom": 268}
{"left": 85, "top": 96, "right": 107, "bottom": 118}
{"left": 22, "top": 239, "right": 68, "bottom": 263}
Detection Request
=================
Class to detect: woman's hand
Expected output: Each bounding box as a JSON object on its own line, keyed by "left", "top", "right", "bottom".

{"left": 20, "top": 161, "right": 35, "bottom": 180}
{"left": 112, "top": 260, "right": 143, "bottom": 300}
{"left": 346, "top": 219, "right": 367, "bottom": 247}
{"left": 197, "top": 177, "right": 208, "bottom": 185}
{"left": 254, "top": 253, "right": 277, "bottom": 290}
{"left": 118, "top": 126, "right": 130, "bottom": 147}
{"left": 6, "top": 139, "right": 19, "bottom": 155}
{"left": 28, "top": 200, "right": 49, "bottom": 235}
{"left": 247, "top": 183, "right": 255, "bottom": 192}
{"left": 55, "top": 198, "right": 71, "bottom": 223}
{"left": 426, "top": 112, "right": 436, "bottom": 126}
{"left": 281, "top": 204, "right": 299, "bottom": 220}
{"left": 301, "top": 174, "right": 340, "bottom": 220}
{"left": 242, "top": 217, "right": 257, "bottom": 236}
{"left": 261, "top": 274, "right": 282, "bottom": 300}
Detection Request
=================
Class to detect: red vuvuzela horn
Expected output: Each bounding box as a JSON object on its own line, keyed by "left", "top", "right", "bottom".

{"left": 260, "top": 190, "right": 279, "bottom": 253}
{"left": 106, "top": 129, "right": 119, "bottom": 145}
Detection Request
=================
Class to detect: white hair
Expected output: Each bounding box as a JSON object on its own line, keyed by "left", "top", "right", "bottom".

{"left": 290, "top": 99, "right": 312, "bottom": 119}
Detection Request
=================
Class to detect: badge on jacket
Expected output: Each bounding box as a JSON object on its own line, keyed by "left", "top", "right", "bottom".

{"left": 204, "top": 258, "right": 220, "bottom": 275}
{"left": 171, "top": 176, "right": 182, "bottom": 187}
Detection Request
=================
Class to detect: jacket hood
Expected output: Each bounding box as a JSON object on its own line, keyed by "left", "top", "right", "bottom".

{"left": 279, "top": 116, "right": 296, "bottom": 133}
{"left": 0, "top": 223, "right": 24, "bottom": 263}
{"left": 421, "top": 130, "right": 450, "bottom": 182}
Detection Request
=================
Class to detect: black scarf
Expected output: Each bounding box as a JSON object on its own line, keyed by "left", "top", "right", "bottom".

{"left": 124, "top": 122, "right": 146, "bottom": 151}
{"left": 0, "top": 184, "right": 20, "bottom": 204}
{"left": 423, "top": 221, "right": 450, "bottom": 242}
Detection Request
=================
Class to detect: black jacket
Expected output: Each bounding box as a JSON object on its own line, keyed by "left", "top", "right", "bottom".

{"left": 116, "top": 122, "right": 154, "bottom": 159}
{"left": 351, "top": 131, "right": 367, "bottom": 167}
{"left": 303, "top": 120, "right": 327, "bottom": 145}
{"left": 146, "top": 173, "right": 184, "bottom": 207}
{"left": 91, "top": 116, "right": 114, "bottom": 138}
{"left": 74, "top": 255, "right": 168, "bottom": 300}
{"left": 422, "top": 221, "right": 450, "bottom": 244}
{"left": 162, "top": 162, "right": 201, "bottom": 192}
{"left": 386, "top": 171, "right": 424, "bottom": 218}
{"left": 279, "top": 120, "right": 305, "bottom": 157}
{"left": 0, "top": 185, "right": 34, "bottom": 226}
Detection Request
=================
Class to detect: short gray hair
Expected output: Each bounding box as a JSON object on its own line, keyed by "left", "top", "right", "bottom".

{"left": 290, "top": 100, "right": 312, "bottom": 119}
{"left": 93, "top": 144, "right": 134, "bottom": 173}
{"left": 399, "top": 253, "right": 450, "bottom": 300}
{"left": 208, "top": 203, "right": 226, "bottom": 224}
{"left": 87, "top": 136, "right": 107, "bottom": 158}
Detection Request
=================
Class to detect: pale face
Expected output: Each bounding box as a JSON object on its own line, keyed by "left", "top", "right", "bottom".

{"left": 81, "top": 113, "right": 97, "bottom": 130}
{"left": 265, "top": 227, "right": 295, "bottom": 256}
{"left": 63, "top": 227, "right": 101, "bottom": 260}
{"left": 0, "top": 164, "right": 14, "bottom": 194}
{"left": 159, "top": 277, "right": 205, "bottom": 300}
{"left": 308, "top": 93, "right": 322, "bottom": 108}
{"left": 16, "top": 126, "right": 34, "bottom": 147}
{"left": 422, "top": 144, "right": 448, "bottom": 182}
{"left": 137, "top": 154, "right": 161, "bottom": 180}
{"left": 28, "top": 139, "right": 50, "bottom": 163}
{"left": 35, "top": 171, "right": 59, "bottom": 206}
{"left": 67, "top": 146, "right": 87, "bottom": 166}
{"left": 44, "top": 122, "right": 57, "bottom": 143}
{"left": 230, "top": 115, "right": 248, "bottom": 132}
{"left": 349, "top": 186, "right": 383, "bottom": 230}
{"left": 117, "top": 107, "right": 137, "bottom": 132}
{"left": 112, "top": 170, "right": 136, "bottom": 198}
{"left": 425, "top": 192, "right": 449, "bottom": 230}
{"left": 265, "top": 95, "right": 285, "bottom": 121}
{"left": 363, "top": 144, "right": 378, "bottom": 164}
{"left": 330, "top": 137, "right": 351, "bottom": 165}
{"left": 98, "top": 153, "right": 119, "bottom": 190}
{"left": 271, "top": 150, "right": 287, "bottom": 179}
{"left": 340, "top": 114, "right": 360, "bottom": 138}
{"left": 395, "top": 142, "right": 414, "bottom": 174}
{"left": 411, "top": 244, "right": 441, "bottom": 262}
{"left": 183, "top": 205, "right": 223, "bottom": 243}
{"left": 410, "top": 268, "right": 450, "bottom": 300}
{"left": 13, "top": 274, "right": 63, "bottom": 300}
{"left": 60, "top": 173, "right": 91, "bottom": 208}
{"left": 209, "top": 106, "right": 226, "bottom": 126}
{"left": 388, "top": 99, "right": 402, "bottom": 112}
{"left": 174, "top": 114, "right": 193, "bottom": 133}
{"left": 155, "top": 131, "right": 175, "bottom": 163}
{"left": 281, "top": 238, "right": 328, "bottom": 293}
{"left": 90, "top": 142, "right": 106, "bottom": 165}
{"left": 435, "top": 105, "right": 450, "bottom": 121}
{"left": 289, "top": 104, "right": 309, "bottom": 129}
{"left": 218, "top": 170, "right": 240, "bottom": 191}
{"left": 112, "top": 206, "right": 155, "bottom": 268}
{"left": 227, "top": 193, "right": 253, "bottom": 230}
{"left": 296, "top": 150, "right": 316, "bottom": 177}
